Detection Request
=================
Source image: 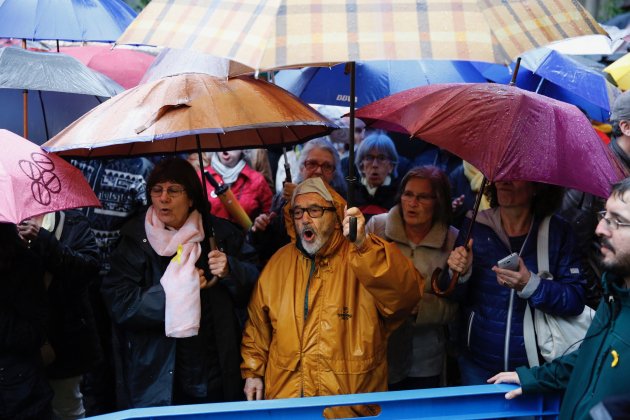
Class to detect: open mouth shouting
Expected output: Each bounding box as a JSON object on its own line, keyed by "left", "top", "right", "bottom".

{"left": 301, "top": 226, "right": 316, "bottom": 243}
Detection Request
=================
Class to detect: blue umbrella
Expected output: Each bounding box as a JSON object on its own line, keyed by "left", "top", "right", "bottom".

{"left": 0, "top": 0, "right": 136, "bottom": 42}
{"left": 485, "top": 49, "right": 619, "bottom": 122}
{"left": 274, "top": 60, "right": 489, "bottom": 108}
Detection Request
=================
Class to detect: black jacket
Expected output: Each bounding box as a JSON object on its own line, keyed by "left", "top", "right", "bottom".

{"left": 102, "top": 210, "right": 259, "bottom": 408}
{"left": 0, "top": 238, "right": 52, "bottom": 419}
{"left": 31, "top": 210, "right": 102, "bottom": 379}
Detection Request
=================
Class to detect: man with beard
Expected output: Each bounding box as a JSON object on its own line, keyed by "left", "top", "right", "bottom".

{"left": 240, "top": 177, "right": 423, "bottom": 418}
{"left": 489, "top": 177, "right": 630, "bottom": 420}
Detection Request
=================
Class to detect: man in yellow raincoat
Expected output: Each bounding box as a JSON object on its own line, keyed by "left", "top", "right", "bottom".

{"left": 241, "top": 177, "right": 423, "bottom": 417}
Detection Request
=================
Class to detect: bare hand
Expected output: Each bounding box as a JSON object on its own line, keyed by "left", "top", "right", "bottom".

{"left": 198, "top": 268, "right": 218, "bottom": 290}
{"left": 343, "top": 206, "right": 366, "bottom": 249}
{"left": 282, "top": 182, "right": 297, "bottom": 202}
{"left": 17, "top": 218, "right": 40, "bottom": 245}
{"left": 447, "top": 239, "right": 473, "bottom": 274}
{"left": 487, "top": 371, "right": 523, "bottom": 400}
{"left": 208, "top": 250, "right": 230, "bottom": 278}
{"left": 492, "top": 257, "right": 530, "bottom": 291}
{"left": 252, "top": 212, "right": 276, "bottom": 233}
{"left": 244, "top": 377, "right": 264, "bottom": 401}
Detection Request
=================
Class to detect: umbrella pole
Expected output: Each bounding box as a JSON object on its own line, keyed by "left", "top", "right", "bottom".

{"left": 345, "top": 61, "right": 357, "bottom": 242}
{"left": 21, "top": 39, "right": 28, "bottom": 139}
{"left": 509, "top": 57, "right": 522, "bottom": 86}
{"left": 282, "top": 147, "right": 292, "bottom": 184}
{"left": 195, "top": 135, "right": 219, "bottom": 283}
{"left": 430, "top": 176, "right": 487, "bottom": 296}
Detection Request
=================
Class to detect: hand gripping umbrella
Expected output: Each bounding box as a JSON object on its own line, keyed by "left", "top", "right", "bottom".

{"left": 356, "top": 82, "right": 626, "bottom": 295}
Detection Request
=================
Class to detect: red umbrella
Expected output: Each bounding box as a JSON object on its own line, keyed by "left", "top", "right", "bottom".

{"left": 0, "top": 129, "right": 100, "bottom": 224}
{"left": 356, "top": 83, "right": 626, "bottom": 295}
{"left": 61, "top": 45, "right": 155, "bottom": 89}
{"left": 356, "top": 83, "right": 625, "bottom": 199}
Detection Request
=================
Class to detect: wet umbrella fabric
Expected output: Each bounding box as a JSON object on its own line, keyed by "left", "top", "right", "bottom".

{"left": 0, "top": 0, "right": 136, "bottom": 42}
{"left": 0, "top": 129, "right": 100, "bottom": 224}
{"left": 60, "top": 45, "right": 156, "bottom": 90}
{"left": 0, "top": 47, "right": 123, "bottom": 97}
{"left": 41, "top": 73, "right": 336, "bottom": 158}
{"left": 355, "top": 83, "right": 625, "bottom": 198}
{"left": 117, "top": 0, "right": 606, "bottom": 69}
{"left": 274, "top": 60, "right": 489, "bottom": 108}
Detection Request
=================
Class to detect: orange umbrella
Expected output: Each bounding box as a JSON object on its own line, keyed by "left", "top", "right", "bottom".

{"left": 42, "top": 73, "right": 335, "bottom": 158}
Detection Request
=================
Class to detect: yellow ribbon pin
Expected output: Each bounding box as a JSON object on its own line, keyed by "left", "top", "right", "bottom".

{"left": 611, "top": 350, "right": 619, "bottom": 368}
{"left": 171, "top": 244, "right": 183, "bottom": 264}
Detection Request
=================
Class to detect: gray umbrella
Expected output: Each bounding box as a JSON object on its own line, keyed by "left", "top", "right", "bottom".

{"left": 0, "top": 47, "right": 123, "bottom": 140}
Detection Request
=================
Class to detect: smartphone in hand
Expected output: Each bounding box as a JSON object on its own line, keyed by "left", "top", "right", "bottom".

{"left": 497, "top": 252, "right": 519, "bottom": 271}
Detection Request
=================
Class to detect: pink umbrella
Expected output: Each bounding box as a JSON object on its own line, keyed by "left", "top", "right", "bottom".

{"left": 0, "top": 129, "right": 100, "bottom": 224}
{"left": 61, "top": 45, "right": 155, "bottom": 89}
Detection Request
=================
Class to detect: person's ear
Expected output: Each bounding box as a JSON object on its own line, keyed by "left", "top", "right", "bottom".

{"left": 620, "top": 120, "right": 630, "bottom": 137}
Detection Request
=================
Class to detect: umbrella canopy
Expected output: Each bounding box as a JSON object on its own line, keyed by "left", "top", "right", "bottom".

{"left": 140, "top": 48, "right": 253, "bottom": 84}
{"left": 0, "top": 47, "right": 123, "bottom": 96}
{"left": 355, "top": 83, "right": 625, "bottom": 198}
{"left": 519, "top": 48, "right": 620, "bottom": 122}
{"left": 60, "top": 45, "right": 156, "bottom": 89}
{"left": 0, "top": 0, "right": 137, "bottom": 42}
{"left": 0, "top": 129, "right": 100, "bottom": 224}
{"left": 118, "top": 0, "right": 606, "bottom": 69}
{"left": 274, "top": 60, "right": 489, "bottom": 108}
{"left": 605, "top": 52, "right": 630, "bottom": 91}
{"left": 42, "top": 73, "right": 337, "bottom": 158}
{"left": 0, "top": 89, "right": 105, "bottom": 146}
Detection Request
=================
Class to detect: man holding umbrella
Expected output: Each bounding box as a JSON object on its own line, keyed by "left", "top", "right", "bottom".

{"left": 241, "top": 177, "right": 423, "bottom": 418}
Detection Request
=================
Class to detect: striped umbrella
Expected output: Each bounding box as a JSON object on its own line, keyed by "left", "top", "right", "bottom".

{"left": 118, "top": 0, "right": 606, "bottom": 70}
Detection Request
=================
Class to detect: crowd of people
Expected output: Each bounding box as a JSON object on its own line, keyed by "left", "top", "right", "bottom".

{"left": 4, "top": 90, "right": 630, "bottom": 420}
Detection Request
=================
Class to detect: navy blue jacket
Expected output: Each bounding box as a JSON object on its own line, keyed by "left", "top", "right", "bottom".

{"left": 452, "top": 208, "right": 586, "bottom": 372}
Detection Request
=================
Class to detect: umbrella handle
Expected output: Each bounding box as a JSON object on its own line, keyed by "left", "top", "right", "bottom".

{"left": 430, "top": 175, "right": 487, "bottom": 296}
{"left": 430, "top": 267, "right": 459, "bottom": 296}
{"left": 348, "top": 216, "right": 357, "bottom": 242}
{"left": 206, "top": 236, "right": 219, "bottom": 288}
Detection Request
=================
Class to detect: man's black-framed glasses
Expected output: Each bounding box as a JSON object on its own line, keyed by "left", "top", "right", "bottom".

{"left": 597, "top": 211, "right": 630, "bottom": 230}
{"left": 290, "top": 205, "right": 336, "bottom": 220}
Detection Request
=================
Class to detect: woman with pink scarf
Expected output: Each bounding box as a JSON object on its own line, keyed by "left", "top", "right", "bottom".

{"left": 101, "top": 158, "right": 259, "bottom": 408}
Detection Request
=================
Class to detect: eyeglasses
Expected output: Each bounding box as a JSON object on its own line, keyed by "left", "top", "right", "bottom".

{"left": 290, "top": 205, "right": 336, "bottom": 220}
{"left": 362, "top": 154, "right": 390, "bottom": 164}
{"left": 401, "top": 191, "right": 436, "bottom": 203}
{"left": 303, "top": 159, "right": 335, "bottom": 174}
{"left": 150, "top": 185, "right": 186, "bottom": 198}
{"left": 597, "top": 211, "right": 630, "bottom": 230}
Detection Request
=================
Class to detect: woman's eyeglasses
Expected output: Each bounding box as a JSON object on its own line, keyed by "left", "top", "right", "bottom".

{"left": 401, "top": 191, "right": 436, "bottom": 203}
{"left": 150, "top": 186, "right": 186, "bottom": 198}
{"left": 290, "top": 205, "right": 336, "bottom": 220}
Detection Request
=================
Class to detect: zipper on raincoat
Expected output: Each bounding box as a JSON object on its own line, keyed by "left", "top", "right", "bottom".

{"left": 300, "top": 257, "right": 317, "bottom": 397}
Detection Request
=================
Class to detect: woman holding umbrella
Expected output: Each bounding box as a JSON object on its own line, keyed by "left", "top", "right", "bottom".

{"left": 101, "top": 157, "right": 259, "bottom": 408}
{"left": 446, "top": 181, "right": 587, "bottom": 384}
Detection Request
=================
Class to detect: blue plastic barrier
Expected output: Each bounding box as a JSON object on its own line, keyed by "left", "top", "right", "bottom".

{"left": 89, "top": 385, "right": 560, "bottom": 419}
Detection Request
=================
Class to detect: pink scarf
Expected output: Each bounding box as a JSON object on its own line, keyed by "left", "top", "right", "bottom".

{"left": 145, "top": 207, "right": 205, "bottom": 338}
